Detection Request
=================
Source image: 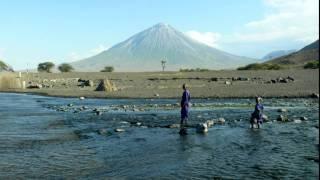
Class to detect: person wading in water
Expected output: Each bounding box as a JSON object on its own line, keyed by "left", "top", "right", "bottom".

{"left": 250, "top": 96, "right": 264, "bottom": 129}
{"left": 179, "top": 83, "right": 191, "bottom": 135}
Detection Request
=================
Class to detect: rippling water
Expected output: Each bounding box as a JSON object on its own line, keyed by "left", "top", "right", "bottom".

{"left": 0, "top": 93, "right": 318, "bottom": 179}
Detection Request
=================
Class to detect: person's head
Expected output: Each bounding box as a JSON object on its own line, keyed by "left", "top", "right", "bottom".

{"left": 182, "top": 83, "right": 187, "bottom": 90}
{"left": 255, "top": 96, "right": 262, "bottom": 103}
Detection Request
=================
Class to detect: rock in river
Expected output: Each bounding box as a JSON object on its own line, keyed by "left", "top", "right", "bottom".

{"left": 196, "top": 123, "right": 208, "bottom": 133}
{"left": 114, "top": 128, "right": 125, "bottom": 132}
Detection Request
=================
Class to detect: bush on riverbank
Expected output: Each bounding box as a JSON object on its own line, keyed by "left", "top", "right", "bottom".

{"left": 304, "top": 60, "right": 319, "bottom": 69}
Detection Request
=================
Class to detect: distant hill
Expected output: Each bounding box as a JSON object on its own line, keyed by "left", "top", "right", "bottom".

{"left": 72, "top": 23, "right": 256, "bottom": 72}
{"left": 0, "top": 60, "right": 13, "bottom": 72}
{"left": 262, "top": 49, "right": 296, "bottom": 61}
{"left": 266, "top": 40, "right": 319, "bottom": 67}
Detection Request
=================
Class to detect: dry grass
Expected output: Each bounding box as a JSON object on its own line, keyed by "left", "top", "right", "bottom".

{"left": 0, "top": 72, "right": 22, "bottom": 89}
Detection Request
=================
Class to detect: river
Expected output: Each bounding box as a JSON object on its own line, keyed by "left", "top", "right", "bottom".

{"left": 0, "top": 93, "right": 318, "bottom": 179}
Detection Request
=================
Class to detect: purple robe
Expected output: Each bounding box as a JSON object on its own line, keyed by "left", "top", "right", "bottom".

{"left": 181, "top": 90, "right": 191, "bottom": 119}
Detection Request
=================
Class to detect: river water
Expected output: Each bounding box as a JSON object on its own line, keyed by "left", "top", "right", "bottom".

{"left": 0, "top": 93, "right": 318, "bottom": 179}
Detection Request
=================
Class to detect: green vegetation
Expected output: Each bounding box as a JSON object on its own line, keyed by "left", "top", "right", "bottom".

{"left": 179, "top": 68, "right": 210, "bottom": 72}
{"left": 0, "top": 60, "right": 8, "bottom": 70}
{"left": 0, "top": 60, "right": 13, "bottom": 72}
{"left": 38, "top": 62, "right": 55, "bottom": 73}
{"left": 100, "top": 66, "right": 114, "bottom": 72}
{"left": 58, "top": 63, "right": 74, "bottom": 72}
{"left": 237, "top": 63, "right": 283, "bottom": 70}
{"left": 304, "top": 60, "right": 319, "bottom": 69}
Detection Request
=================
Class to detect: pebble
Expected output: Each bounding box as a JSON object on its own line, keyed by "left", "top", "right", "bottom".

{"left": 114, "top": 128, "right": 125, "bottom": 132}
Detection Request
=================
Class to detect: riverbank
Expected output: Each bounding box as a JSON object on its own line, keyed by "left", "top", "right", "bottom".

{"left": 0, "top": 69, "right": 319, "bottom": 98}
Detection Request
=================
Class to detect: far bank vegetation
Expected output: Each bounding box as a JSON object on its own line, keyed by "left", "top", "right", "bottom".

{"left": 237, "top": 63, "right": 283, "bottom": 70}
{"left": 38, "top": 62, "right": 55, "bottom": 73}
{"left": 58, "top": 63, "right": 74, "bottom": 72}
{"left": 100, "top": 66, "right": 114, "bottom": 72}
{"left": 304, "top": 60, "right": 319, "bottom": 69}
{"left": 179, "top": 68, "right": 210, "bottom": 72}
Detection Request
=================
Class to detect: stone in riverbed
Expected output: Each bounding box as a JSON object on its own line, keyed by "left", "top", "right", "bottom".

{"left": 168, "top": 124, "right": 180, "bottom": 128}
{"left": 311, "top": 93, "right": 319, "bottom": 98}
{"left": 206, "top": 120, "right": 214, "bottom": 127}
{"left": 217, "top": 118, "right": 226, "bottom": 124}
{"left": 196, "top": 123, "right": 208, "bottom": 133}
{"left": 96, "top": 111, "right": 103, "bottom": 116}
{"left": 277, "top": 115, "right": 288, "bottom": 122}
{"left": 97, "top": 129, "right": 111, "bottom": 136}
{"left": 278, "top": 108, "right": 287, "bottom": 112}
{"left": 300, "top": 116, "right": 308, "bottom": 121}
{"left": 262, "top": 114, "right": 269, "bottom": 121}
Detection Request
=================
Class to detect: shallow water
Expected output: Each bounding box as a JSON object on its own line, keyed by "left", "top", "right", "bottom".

{"left": 0, "top": 93, "right": 318, "bottom": 179}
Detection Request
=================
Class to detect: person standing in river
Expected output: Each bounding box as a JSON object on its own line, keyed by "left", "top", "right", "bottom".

{"left": 180, "top": 83, "right": 191, "bottom": 134}
{"left": 250, "top": 96, "right": 264, "bottom": 129}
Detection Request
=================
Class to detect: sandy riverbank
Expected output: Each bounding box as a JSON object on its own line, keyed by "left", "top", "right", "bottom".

{"left": 0, "top": 69, "right": 319, "bottom": 98}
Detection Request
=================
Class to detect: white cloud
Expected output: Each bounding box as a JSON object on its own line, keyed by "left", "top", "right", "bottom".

{"left": 233, "top": 0, "right": 319, "bottom": 43}
{"left": 185, "top": 31, "right": 221, "bottom": 47}
{"left": 66, "top": 44, "right": 109, "bottom": 62}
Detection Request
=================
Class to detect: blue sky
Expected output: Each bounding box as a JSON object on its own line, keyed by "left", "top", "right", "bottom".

{"left": 0, "top": 0, "right": 318, "bottom": 70}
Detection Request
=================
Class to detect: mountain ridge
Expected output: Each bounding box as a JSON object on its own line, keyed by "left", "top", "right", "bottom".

{"left": 72, "top": 23, "right": 256, "bottom": 71}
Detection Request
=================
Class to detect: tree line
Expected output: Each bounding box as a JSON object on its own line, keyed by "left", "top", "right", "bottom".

{"left": 37, "top": 62, "right": 114, "bottom": 73}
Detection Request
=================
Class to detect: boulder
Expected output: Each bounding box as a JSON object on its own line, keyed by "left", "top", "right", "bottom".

{"left": 311, "top": 93, "right": 319, "bottom": 98}
{"left": 27, "top": 84, "right": 42, "bottom": 89}
{"left": 300, "top": 116, "right": 308, "bottom": 121}
{"left": 95, "top": 79, "right": 117, "bottom": 92}
{"left": 196, "top": 123, "right": 208, "bottom": 133}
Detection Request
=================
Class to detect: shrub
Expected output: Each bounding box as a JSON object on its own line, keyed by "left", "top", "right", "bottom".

{"left": 237, "top": 63, "right": 283, "bottom": 70}
{"left": 38, "top": 62, "right": 55, "bottom": 73}
{"left": 100, "top": 66, "right": 114, "bottom": 72}
{"left": 304, "top": 60, "right": 319, "bottom": 69}
{"left": 58, "top": 63, "right": 74, "bottom": 72}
